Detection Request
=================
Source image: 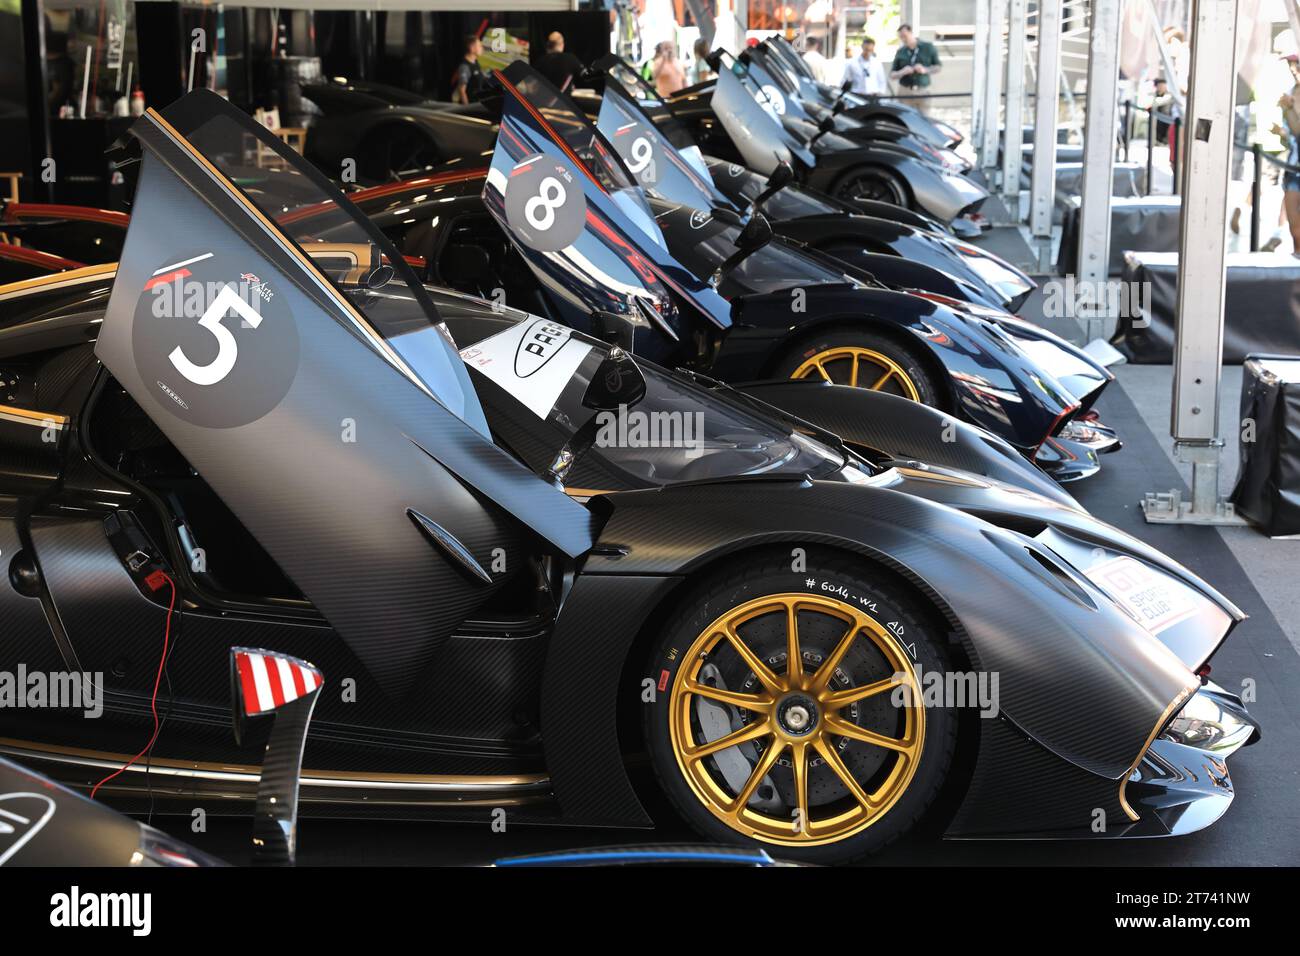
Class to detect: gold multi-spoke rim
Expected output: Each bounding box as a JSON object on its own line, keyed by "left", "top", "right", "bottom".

{"left": 668, "top": 593, "right": 924, "bottom": 847}
{"left": 791, "top": 346, "right": 920, "bottom": 401}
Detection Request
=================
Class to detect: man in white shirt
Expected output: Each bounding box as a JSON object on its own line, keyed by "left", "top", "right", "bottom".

{"left": 842, "top": 37, "right": 888, "bottom": 96}
{"left": 802, "top": 36, "right": 830, "bottom": 85}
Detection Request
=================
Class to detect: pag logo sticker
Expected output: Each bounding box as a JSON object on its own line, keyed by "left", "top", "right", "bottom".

{"left": 132, "top": 252, "right": 299, "bottom": 429}
{"left": 504, "top": 154, "right": 586, "bottom": 253}
{"left": 689, "top": 209, "right": 713, "bottom": 230}
{"left": 461, "top": 318, "right": 592, "bottom": 419}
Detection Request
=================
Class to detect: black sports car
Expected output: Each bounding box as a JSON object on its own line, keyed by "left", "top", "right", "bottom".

{"left": 444, "top": 64, "right": 1115, "bottom": 480}
{"left": 0, "top": 87, "right": 1257, "bottom": 865}
{"left": 663, "top": 52, "right": 988, "bottom": 225}
{"left": 760, "top": 34, "right": 967, "bottom": 152}
{"left": 590, "top": 56, "right": 1035, "bottom": 313}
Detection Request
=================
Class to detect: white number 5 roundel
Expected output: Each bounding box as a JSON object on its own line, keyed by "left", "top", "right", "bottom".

{"left": 132, "top": 256, "right": 299, "bottom": 429}
{"left": 169, "top": 284, "right": 264, "bottom": 386}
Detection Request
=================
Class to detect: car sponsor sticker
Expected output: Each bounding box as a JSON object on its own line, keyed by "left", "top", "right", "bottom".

{"left": 1084, "top": 555, "right": 1202, "bottom": 634}
{"left": 459, "top": 318, "right": 592, "bottom": 419}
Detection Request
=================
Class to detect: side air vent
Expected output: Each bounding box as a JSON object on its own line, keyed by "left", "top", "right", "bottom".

{"left": 406, "top": 509, "right": 493, "bottom": 585}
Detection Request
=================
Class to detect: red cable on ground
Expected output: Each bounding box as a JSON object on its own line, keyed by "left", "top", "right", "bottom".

{"left": 90, "top": 572, "right": 176, "bottom": 800}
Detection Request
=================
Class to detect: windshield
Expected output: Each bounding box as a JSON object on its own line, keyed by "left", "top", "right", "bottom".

{"left": 596, "top": 72, "right": 738, "bottom": 213}
{"left": 458, "top": 314, "right": 846, "bottom": 487}
{"left": 712, "top": 58, "right": 815, "bottom": 175}
{"left": 652, "top": 201, "right": 850, "bottom": 297}
{"left": 158, "top": 91, "right": 488, "bottom": 436}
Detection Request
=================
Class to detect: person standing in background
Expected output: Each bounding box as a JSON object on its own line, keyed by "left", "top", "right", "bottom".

{"left": 1270, "top": 52, "right": 1300, "bottom": 253}
{"left": 536, "top": 32, "right": 584, "bottom": 91}
{"left": 652, "top": 41, "right": 687, "bottom": 97}
{"left": 692, "top": 37, "right": 714, "bottom": 86}
{"left": 802, "top": 36, "right": 830, "bottom": 84}
{"left": 890, "top": 23, "right": 941, "bottom": 115}
{"left": 843, "top": 38, "right": 888, "bottom": 96}
{"left": 451, "top": 34, "right": 485, "bottom": 105}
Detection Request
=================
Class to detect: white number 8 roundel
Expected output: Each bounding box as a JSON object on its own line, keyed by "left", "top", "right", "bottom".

{"left": 504, "top": 156, "right": 586, "bottom": 253}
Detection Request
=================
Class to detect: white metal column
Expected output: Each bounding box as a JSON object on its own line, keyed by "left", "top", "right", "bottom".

{"left": 972, "top": 0, "right": 990, "bottom": 161}
{"left": 981, "top": 0, "right": 1006, "bottom": 176}
{"left": 1142, "top": 0, "right": 1246, "bottom": 525}
{"left": 1075, "top": 0, "right": 1121, "bottom": 343}
{"left": 1001, "top": 0, "right": 1028, "bottom": 211}
{"left": 1030, "top": 0, "right": 1062, "bottom": 263}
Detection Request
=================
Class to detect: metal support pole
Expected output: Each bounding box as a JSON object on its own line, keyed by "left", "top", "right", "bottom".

{"left": 1142, "top": 0, "right": 1246, "bottom": 526}
{"left": 981, "top": 0, "right": 1006, "bottom": 177}
{"left": 1075, "top": 0, "right": 1121, "bottom": 344}
{"left": 1000, "top": 0, "right": 1027, "bottom": 213}
{"left": 972, "top": 0, "right": 990, "bottom": 162}
{"left": 1029, "top": 0, "right": 1062, "bottom": 264}
{"left": 1250, "top": 143, "right": 1261, "bottom": 252}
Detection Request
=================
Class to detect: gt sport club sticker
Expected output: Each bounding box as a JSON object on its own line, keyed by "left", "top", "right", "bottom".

{"left": 132, "top": 252, "right": 300, "bottom": 429}
{"left": 503, "top": 154, "right": 586, "bottom": 253}
{"left": 1085, "top": 555, "right": 1202, "bottom": 635}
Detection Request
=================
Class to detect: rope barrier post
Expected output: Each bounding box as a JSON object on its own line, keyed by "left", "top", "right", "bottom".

{"left": 1172, "top": 117, "right": 1181, "bottom": 195}
{"left": 1123, "top": 100, "right": 1132, "bottom": 162}
{"left": 1147, "top": 107, "right": 1155, "bottom": 196}
{"left": 1249, "top": 143, "right": 1261, "bottom": 252}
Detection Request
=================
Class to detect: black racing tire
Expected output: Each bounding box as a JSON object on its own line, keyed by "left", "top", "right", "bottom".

{"left": 643, "top": 551, "right": 958, "bottom": 865}
{"left": 834, "top": 166, "right": 910, "bottom": 208}
{"left": 772, "top": 326, "right": 943, "bottom": 408}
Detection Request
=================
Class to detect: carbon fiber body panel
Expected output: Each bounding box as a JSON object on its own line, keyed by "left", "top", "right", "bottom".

{"left": 736, "top": 379, "right": 1075, "bottom": 506}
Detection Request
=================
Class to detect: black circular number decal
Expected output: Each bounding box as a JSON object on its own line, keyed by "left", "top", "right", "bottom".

{"left": 504, "top": 155, "right": 586, "bottom": 253}
{"left": 132, "top": 253, "right": 299, "bottom": 429}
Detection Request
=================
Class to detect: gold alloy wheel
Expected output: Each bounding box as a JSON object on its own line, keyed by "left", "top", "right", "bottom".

{"left": 668, "top": 593, "right": 925, "bottom": 847}
{"left": 791, "top": 346, "right": 920, "bottom": 401}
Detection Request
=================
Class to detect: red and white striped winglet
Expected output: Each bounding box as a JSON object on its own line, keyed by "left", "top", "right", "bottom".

{"left": 233, "top": 648, "right": 322, "bottom": 717}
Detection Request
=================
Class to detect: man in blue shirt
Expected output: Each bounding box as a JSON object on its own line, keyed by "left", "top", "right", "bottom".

{"left": 843, "top": 38, "right": 888, "bottom": 96}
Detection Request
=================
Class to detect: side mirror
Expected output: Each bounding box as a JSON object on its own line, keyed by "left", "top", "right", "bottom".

{"left": 749, "top": 161, "right": 793, "bottom": 213}
{"left": 231, "top": 647, "right": 323, "bottom": 867}
{"left": 735, "top": 212, "right": 774, "bottom": 252}
{"left": 581, "top": 345, "right": 647, "bottom": 411}
{"left": 841, "top": 80, "right": 852, "bottom": 93}
{"left": 832, "top": 99, "right": 847, "bottom": 116}
{"left": 711, "top": 212, "right": 774, "bottom": 284}
{"left": 810, "top": 114, "right": 837, "bottom": 146}
{"left": 705, "top": 49, "right": 725, "bottom": 72}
